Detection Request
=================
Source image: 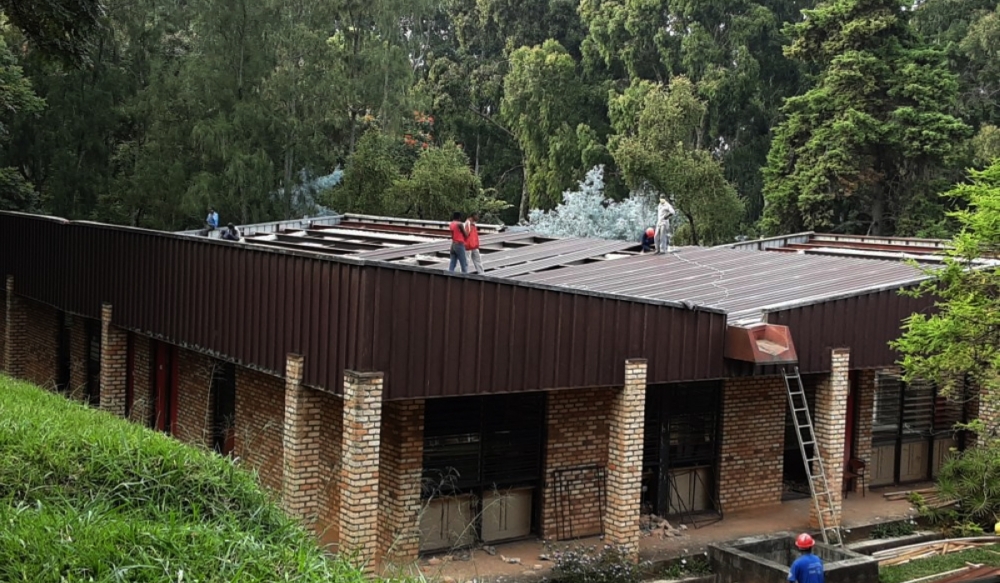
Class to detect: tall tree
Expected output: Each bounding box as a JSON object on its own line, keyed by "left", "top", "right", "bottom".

{"left": 761, "top": 0, "right": 970, "bottom": 236}
{"left": 579, "top": 0, "right": 810, "bottom": 222}
{"left": 0, "top": 36, "right": 44, "bottom": 210}
{"left": 611, "top": 77, "right": 744, "bottom": 245}
{"left": 892, "top": 160, "right": 1000, "bottom": 411}
{"left": 501, "top": 40, "right": 596, "bottom": 219}
{"left": 1, "top": 0, "right": 102, "bottom": 64}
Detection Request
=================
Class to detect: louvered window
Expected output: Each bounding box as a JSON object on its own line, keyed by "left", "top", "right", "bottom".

{"left": 422, "top": 393, "right": 545, "bottom": 497}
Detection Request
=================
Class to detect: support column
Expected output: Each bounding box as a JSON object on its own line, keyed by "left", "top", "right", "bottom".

{"left": 99, "top": 303, "right": 129, "bottom": 416}
{"left": 3, "top": 276, "right": 25, "bottom": 377}
{"left": 853, "top": 370, "right": 877, "bottom": 494}
{"left": 340, "top": 370, "right": 383, "bottom": 569}
{"left": 605, "top": 359, "right": 647, "bottom": 555}
{"left": 282, "top": 354, "right": 322, "bottom": 527}
{"left": 378, "top": 399, "right": 425, "bottom": 565}
{"left": 810, "top": 348, "right": 850, "bottom": 533}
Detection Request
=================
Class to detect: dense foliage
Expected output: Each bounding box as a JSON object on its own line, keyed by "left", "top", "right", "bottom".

{"left": 1, "top": 0, "right": 999, "bottom": 234}
{"left": 0, "top": 376, "right": 368, "bottom": 582}
{"left": 893, "top": 160, "right": 1000, "bottom": 402}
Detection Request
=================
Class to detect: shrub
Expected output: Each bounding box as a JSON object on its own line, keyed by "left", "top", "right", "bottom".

{"left": 870, "top": 520, "right": 917, "bottom": 539}
{"left": 548, "top": 544, "right": 647, "bottom": 583}
{"left": 933, "top": 441, "right": 1000, "bottom": 529}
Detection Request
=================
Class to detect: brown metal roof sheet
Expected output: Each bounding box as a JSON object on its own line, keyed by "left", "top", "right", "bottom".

{"left": 514, "top": 247, "right": 926, "bottom": 322}
{"left": 0, "top": 211, "right": 729, "bottom": 399}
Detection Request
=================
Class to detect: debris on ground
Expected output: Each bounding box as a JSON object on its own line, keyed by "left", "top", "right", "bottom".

{"left": 500, "top": 555, "right": 522, "bottom": 565}
{"left": 483, "top": 545, "right": 497, "bottom": 556}
{"left": 873, "top": 538, "right": 998, "bottom": 566}
{"left": 641, "top": 514, "right": 686, "bottom": 539}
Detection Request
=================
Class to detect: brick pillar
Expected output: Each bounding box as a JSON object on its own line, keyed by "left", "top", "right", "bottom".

{"left": 605, "top": 359, "right": 647, "bottom": 555}
{"left": 99, "top": 304, "right": 129, "bottom": 416}
{"left": 810, "top": 348, "right": 850, "bottom": 534}
{"left": 378, "top": 399, "right": 424, "bottom": 565}
{"left": 282, "top": 354, "right": 322, "bottom": 527}
{"left": 3, "top": 275, "right": 26, "bottom": 377}
{"left": 340, "top": 370, "right": 383, "bottom": 568}
{"left": 853, "top": 370, "right": 876, "bottom": 494}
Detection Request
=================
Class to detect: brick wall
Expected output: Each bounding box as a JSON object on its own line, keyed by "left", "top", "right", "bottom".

{"left": 283, "top": 355, "right": 324, "bottom": 528}
{"left": 315, "top": 390, "right": 343, "bottom": 547}
{"left": 718, "top": 376, "right": 786, "bottom": 512}
{"left": 20, "top": 298, "right": 60, "bottom": 389}
{"left": 379, "top": 399, "right": 425, "bottom": 564}
{"left": 810, "top": 349, "right": 850, "bottom": 532}
{"left": 541, "top": 387, "right": 614, "bottom": 540}
{"left": 128, "top": 334, "right": 153, "bottom": 426}
{"left": 853, "top": 370, "right": 876, "bottom": 493}
{"left": 235, "top": 365, "right": 285, "bottom": 493}
{"left": 0, "top": 285, "right": 6, "bottom": 373}
{"left": 67, "top": 317, "right": 89, "bottom": 401}
{"left": 339, "top": 370, "right": 383, "bottom": 567}
{"left": 99, "top": 306, "right": 129, "bottom": 416}
{"left": 173, "top": 348, "right": 214, "bottom": 447}
{"left": 605, "top": 360, "right": 647, "bottom": 554}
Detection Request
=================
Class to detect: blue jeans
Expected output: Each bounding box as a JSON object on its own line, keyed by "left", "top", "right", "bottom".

{"left": 449, "top": 242, "right": 468, "bottom": 273}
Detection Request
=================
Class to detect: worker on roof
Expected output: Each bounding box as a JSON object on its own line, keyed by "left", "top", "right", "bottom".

{"left": 655, "top": 197, "right": 675, "bottom": 254}
{"left": 464, "top": 212, "right": 485, "bottom": 275}
{"left": 221, "top": 223, "right": 241, "bottom": 242}
{"left": 641, "top": 227, "right": 655, "bottom": 252}
{"left": 448, "top": 211, "right": 469, "bottom": 273}
{"left": 199, "top": 207, "right": 220, "bottom": 236}
{"left": 789, "top": 533, "right": 824, "bottom": 583}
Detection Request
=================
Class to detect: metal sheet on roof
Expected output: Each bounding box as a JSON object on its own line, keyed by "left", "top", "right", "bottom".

{"left": 514, "top": 247, "right": 926, "bottom": 322}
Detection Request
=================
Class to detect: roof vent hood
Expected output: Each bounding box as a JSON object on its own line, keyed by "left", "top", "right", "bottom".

{"left": 724, "top": 323, "right": 798, "bottom": 365}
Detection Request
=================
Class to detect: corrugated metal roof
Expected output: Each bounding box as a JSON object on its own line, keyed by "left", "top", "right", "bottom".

{"left": 513, "top": 247, "right": 928, "bottom": 323}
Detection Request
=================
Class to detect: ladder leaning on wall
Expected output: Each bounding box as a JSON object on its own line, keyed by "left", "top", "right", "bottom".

{"left": 783, "top": 366, "right": 844, "bottom": 547}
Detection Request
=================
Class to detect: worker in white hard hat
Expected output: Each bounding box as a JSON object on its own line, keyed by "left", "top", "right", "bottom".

{"left": 654, "top": 197, "right": 675, "bottom": 254}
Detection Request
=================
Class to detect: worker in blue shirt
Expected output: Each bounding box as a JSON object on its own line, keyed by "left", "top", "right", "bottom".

{"left": 789, "top": 533, "right": 824, "bottom": 583}
{"left": 200, "top": 207, "right": 220, "bottom": 236}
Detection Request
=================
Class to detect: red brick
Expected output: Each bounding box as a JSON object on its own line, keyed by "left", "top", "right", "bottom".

{"left": 235, "top": 366, "right": 285, "bottom": 493}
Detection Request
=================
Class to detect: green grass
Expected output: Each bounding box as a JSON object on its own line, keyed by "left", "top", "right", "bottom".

{"left": 0, "top": 375, "right": 368, "bottom": 583}
{"left": 879, "top": 544, "right": 1000, "bottom": 583}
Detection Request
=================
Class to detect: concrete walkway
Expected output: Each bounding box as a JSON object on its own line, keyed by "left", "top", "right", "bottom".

{"left": 401, "top": 485, "right": 922, "bottom": 582}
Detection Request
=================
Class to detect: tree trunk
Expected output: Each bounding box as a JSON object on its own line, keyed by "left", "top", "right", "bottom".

{"left": 870, "top": 196, "right": 884, "bottom": 236}
{"left": 284, "top": 147, "right": 294, "bottom": 215}
{"left": 519, "top": 165, "right": 530, "bottom": 223}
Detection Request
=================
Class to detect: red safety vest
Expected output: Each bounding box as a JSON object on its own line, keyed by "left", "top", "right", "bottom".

{"left": 449, "top": 221, "right": 466, "bottom": 243}
{"left": 464, "top": 222, "right": 480, "bottom": 250}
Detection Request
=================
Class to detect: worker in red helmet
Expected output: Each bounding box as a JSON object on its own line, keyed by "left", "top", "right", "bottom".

{"left": 789, "top": 533, "right": 824, "bottom": 583}
{"left": 640, "top": 227, "right": 656, "bottom": 253}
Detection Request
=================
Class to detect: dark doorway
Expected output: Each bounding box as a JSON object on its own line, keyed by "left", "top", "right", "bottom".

{"left": 56, "top": 312, "right": 72, "bottom": 393}
{"left": 125, "top": 333, "right": 135, "bottom": 418}
{"left": 85, "top": 320, "right": 101, "bottom": 407}
{"left": 151, "top": 341, "right": 179, "bottom": 433}
{"left": 781, "top": 376, "right": 817, "bottom": 500}
{"left": 642, "top": 381, "right": 722, "bottom": 524}
{"left": 421, "top": 393, "right": 546, "bottom": 552}
{"left": 210, "top": 361, "right": 237, "bottom": 455}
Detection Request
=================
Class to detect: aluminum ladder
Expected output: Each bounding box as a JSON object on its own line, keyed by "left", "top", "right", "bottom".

{"left": 783, "top": 367, "right": 843, "bottom": 547}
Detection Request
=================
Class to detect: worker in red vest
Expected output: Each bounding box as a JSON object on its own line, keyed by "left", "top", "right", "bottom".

{"left": 448, "top": 212, "right": 469, "bottom": 273}
{"left": 464, "top": 212, "right": 484, "bottom": 275}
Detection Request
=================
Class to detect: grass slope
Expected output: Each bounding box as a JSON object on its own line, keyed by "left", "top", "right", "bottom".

{"left": 879, "top": 544, "right": 1000, "bottom": 583}
{"left": 0, "top": 375, "right": 366, "bottom": 583}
